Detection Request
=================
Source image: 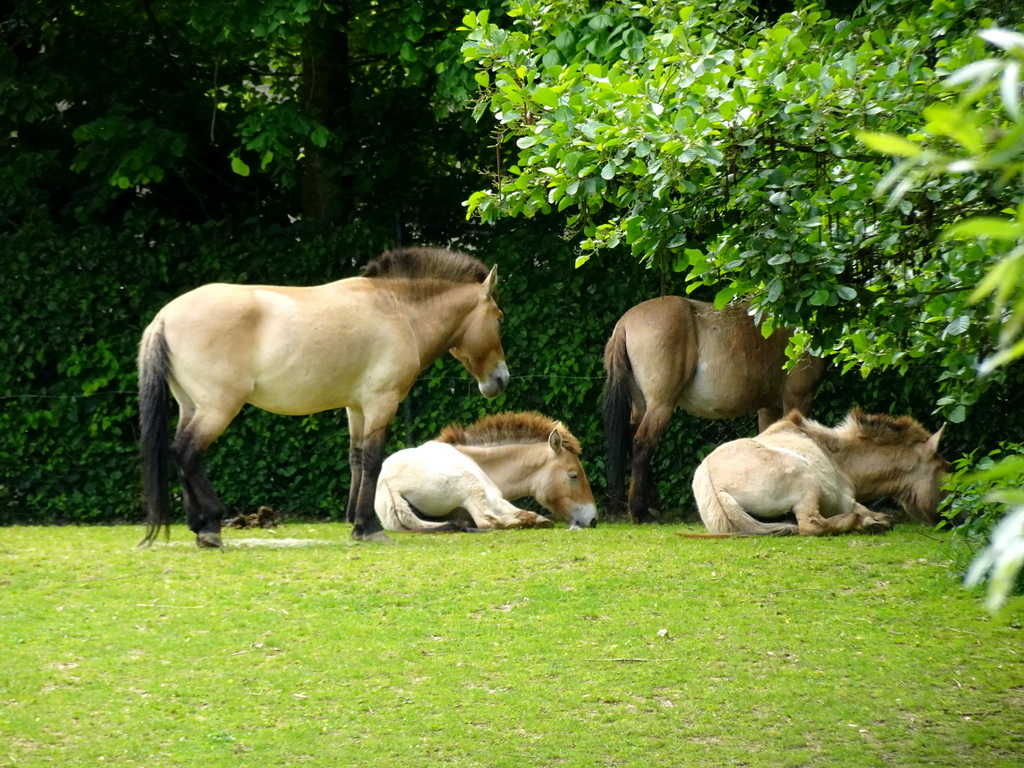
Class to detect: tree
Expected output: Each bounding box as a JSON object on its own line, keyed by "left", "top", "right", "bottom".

{"left": 1, "top": 0, "right": 495, "bottom": 234}
{"left": 460, "top": 0, "right": 1023, "bottom": 422}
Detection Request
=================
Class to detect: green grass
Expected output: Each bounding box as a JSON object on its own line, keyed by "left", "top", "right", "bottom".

{"left": 2, "top": 523, "right": 1022, "bottom": 767}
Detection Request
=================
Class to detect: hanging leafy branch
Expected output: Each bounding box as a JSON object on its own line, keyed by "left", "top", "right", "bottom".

{"left": 860, "top": 26, "right": 1024, "bottom": 611}
{"left": 460, "top": 0, "right": 1015, "bottom": 422}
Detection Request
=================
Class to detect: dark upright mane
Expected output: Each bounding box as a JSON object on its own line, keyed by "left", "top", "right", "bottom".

{"left": 362, "top": 247, "right": 490, "bottom": 284}
{"left": 784, "top": 408, "right": 932, "bottom": 451}
{"left": 437, "top": 412, "right": 582, "bottom": 456}
{"left": 843, "top": 408, "right": 931, "bottom": 446}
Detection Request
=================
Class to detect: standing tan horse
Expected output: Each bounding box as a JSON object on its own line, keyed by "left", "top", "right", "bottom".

{"left": 138, "top": 247, "right": 509, "bottom": 547}
{"left": 691, "top": 409, "right": 949, "bottom": 535}
{"left": 603, "top": 296, "right": 826, "bottom": 523}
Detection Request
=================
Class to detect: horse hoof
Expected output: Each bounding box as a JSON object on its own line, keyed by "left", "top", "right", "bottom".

{"left": 353, "top": 529, "right": 395, "bottom": 544}
{"left": 196, "top": 532, "right": 224, "bottom": 548}
{"left": 534, "top": 517, "right": 555, "bottom": 529}
{"left": 861, "top": 515, "right": 893, "bottom": 534}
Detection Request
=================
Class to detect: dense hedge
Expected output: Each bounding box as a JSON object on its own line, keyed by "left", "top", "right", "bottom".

{"left": 3, "top": 218, "right": 1023, "bottom": 526}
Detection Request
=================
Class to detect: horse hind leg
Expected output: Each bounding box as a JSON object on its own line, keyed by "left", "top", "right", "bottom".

{"left": 172, "top": 408, "right": 238, "bottom": 548}
{"left": 628, "top": 405, "right": 672, "bottom": 524}
{"left": 757, "top": 406, "right": 782, "bottom": 432}
{"left": 692, "top": 462, "right": 797, "bottom": 536}
{"left": 793, "top": 494, "right": 892, "bottom": 537}
{"left": 805, "top": 502, "right": 893, "bottom": 536}
{"left": 375, "top": 478, "right": 461, "bottom": 533}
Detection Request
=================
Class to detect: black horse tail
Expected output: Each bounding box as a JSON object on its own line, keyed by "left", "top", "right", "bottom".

{"left": 602, "top": 321, "right": 633, "bottom": 517}
{"left": 138, "top": 322, "right": 172, "bottom": 547}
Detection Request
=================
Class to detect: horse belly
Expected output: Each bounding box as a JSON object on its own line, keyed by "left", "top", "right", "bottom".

{"left": 399, "top": 473, "right": 477, "bottom": 517}
{"left": 248, "top": 296, "right": 411, "bottom": 415}
{"left": 679, "top": 362, "right": 774, "bottom": 419}
{"left": 247, "top": 358, "right": 361, "bottom": 415}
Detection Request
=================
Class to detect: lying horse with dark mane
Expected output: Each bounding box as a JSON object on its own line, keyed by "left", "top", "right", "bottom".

{"left": 138, "top": 247, "right": 509, "bottom": 547}
{"left": 604, "top": 297, "right": 826, "bottom": 523}
{"left": 691, "top": 409, "right": 949, "bottom": 536}
{"left": 375, "top": 412, "right": 597, "bottom": 532}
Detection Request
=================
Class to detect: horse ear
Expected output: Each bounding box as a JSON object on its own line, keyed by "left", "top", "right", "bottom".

{"left": 483, "top": 265, "right": 498, "bottom": 299}
{"left": 548, "top": 428, "right": 563, "bottom": 454}
{"left": 925, "top": 423, "right": 946, "bottom": 454}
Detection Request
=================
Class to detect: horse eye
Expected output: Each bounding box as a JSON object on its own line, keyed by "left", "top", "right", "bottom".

{"left": 568, "top": 471, "right": 578, "bottom": 480}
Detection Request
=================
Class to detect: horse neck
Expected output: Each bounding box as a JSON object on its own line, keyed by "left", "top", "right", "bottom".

{"left": 450, "top": 443, "right": 545, "bottom": 499}
{"left": 829, "top": 442, "right": 910, "bottom": 500}
{"left": 794, "top": 418, "right": 920, "bottom": 502}
{"left": 389, "top": 281, "right": 481, "bottom": 368}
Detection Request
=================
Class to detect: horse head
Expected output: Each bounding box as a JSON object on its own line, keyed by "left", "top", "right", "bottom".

{"left": 896, "top": 422, "right": 951, "bottom": 523}
{"left": 533, "top": 428, "right": 598, "bottom": 529}
{"left": 837, "top": 411, "right": 952, "bottom": 524}
{"left": 449, "top": 265, "right": 509, "bottom": 399}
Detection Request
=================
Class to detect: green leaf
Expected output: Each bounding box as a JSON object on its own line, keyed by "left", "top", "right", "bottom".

{"left": 836, "top": 286, "right": 857, "bottom": 300}
{"left": 945, "top": 217, "right": 1024, "bottom": 241}
{"left": 533, "top": 87, "right": 560, "bottom": 109}
{"left": 856, "top": 132, "right": 922, "bottom": 157}
{"left": 947, "top": 404, "right": 967, "bottom": 424}
{"left": 714, "top": 284, "right": 739, "bottom": 309}
{"left": 310, "top": 125, "right": 330, "bottom": 148}
{"left": 809, "top": 289, "right": 830, "bottom": 306}
{"left": 231, "top": 156, "right": 250, "bottom": 177}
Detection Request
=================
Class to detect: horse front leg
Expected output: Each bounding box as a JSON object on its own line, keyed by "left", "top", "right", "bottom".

{"left": 344, "top": 408, "right": 364, "bottom": 524}
{"left": 794, "top": 495, "right": 893, "bottom": 536}
{"left": 349, "top": 404, "right": 396, "bottom": 543}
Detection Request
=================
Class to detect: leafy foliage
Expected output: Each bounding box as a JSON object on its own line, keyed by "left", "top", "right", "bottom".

{"left": 460, "top": 0, "right": 1023, "bottom": 422}
{"left": 865, "top": 25, "right": 1024, "bottom": 609}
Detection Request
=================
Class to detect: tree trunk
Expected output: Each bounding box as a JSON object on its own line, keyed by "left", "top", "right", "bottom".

{"left": 301, "top": 5, "right": 351, "bottom": 229}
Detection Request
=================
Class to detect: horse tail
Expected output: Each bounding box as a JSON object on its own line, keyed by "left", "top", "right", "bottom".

{"left": 602, "top": 321, "right": 633, "bottom": 514}
{"left": 691, "top": 461, "right": 797, "bottom": 536}
{"left": 138, "top": 322, "right": 172, "bottom": 547}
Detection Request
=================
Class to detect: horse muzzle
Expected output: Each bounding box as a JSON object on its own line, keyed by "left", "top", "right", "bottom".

{"left": 478, "top": 360, "right": 509, "bottom": 399}
{"left": 568, "top": 503, "right": 598, "bottom": 530}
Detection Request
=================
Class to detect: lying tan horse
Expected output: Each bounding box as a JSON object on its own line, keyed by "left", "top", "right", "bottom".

{"left": 603, "top": 296, "right": 826, "bottom": 523}
{"left": 138, "top": 247, "right": 509, "bottom": 547}
{"left": 691, "top": 410, "right": 949, "bottom": 536}
{"left": 375, "top": 412, "right": 597, "bottom": 532}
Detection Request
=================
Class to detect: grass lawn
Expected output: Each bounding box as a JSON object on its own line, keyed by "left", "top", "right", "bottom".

{"left": 1, "top": 522, "right": 1021, "bottom": 767}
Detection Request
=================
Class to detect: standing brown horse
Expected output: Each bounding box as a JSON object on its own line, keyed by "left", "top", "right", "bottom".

{"left": 603, "top": 296, "right": 825, "bottom": 523}
{"left": 138, "top": 247, "right": 509, "bottom": 547}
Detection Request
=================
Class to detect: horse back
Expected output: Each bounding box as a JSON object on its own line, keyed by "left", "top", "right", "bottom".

{"left": 155, "top": 279, "right": 419, "bottom": 415}
{"left": 707, "top": 424, "right": 853, "bottom": 518}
